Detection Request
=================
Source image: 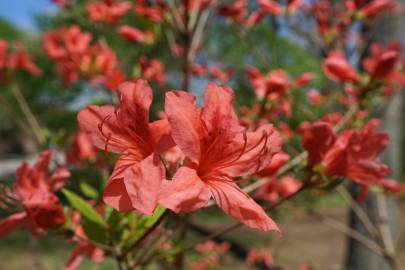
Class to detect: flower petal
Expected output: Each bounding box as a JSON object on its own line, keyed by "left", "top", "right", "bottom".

{"left": 201, "top": 83, "right": 241, "bottom": 140}
{"left": 165, "top": 91, "right": 202, "bottom": 163}
{"left": 218, "top": 124, "right": 282, "bottom": 177}
{"left": 49, "top": 167, "right": 71, "bottom": 192}
{"left": 123, "top": 154, "right": 165, "bottom": 214}
{"left": 103, "top": 177, "right": 134, "bottom": 212}
{"left": 148, "top": 118, "right": 175, "bottom": 154}
{"left": 0, "top": 212, "right": 26, "bottom": 238}
{"left": 78, "top": 105, "right": 132, "bottom": 153}
{"left": 209, "top": 180, "right": 280, "bottom": 232}
{"left": 322, "top": 51, "right": 360, "bottom": 82}
{"left": 302, "top": 121, "right": 336, "bottom": 168}
{"left": 159, "top": 166, "right": 211, "bottom": 213}
{"left": 116, "top": 80, "right": 152, "bottom": 139}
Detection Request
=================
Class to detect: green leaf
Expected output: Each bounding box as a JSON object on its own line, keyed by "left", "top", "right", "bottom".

{"left": 126, "top": 206, "right": 166, "bottom": 244}
{"left": 82, "top": 219, "right": 107, "bottom": 244}
{"left": 79, "top": 181, "right": 99, "bottom": 199}
{"left": 62, "top": 189, "right": 107, "bottom": 228}
{"left": 143, "top": 206, "right": 166, "bottom": 227}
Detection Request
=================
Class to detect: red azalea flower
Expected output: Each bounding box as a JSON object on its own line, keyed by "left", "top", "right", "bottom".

{"left": 64, "top": 242, "right": 104, "bottom": 270}
{"left": 0, "top": 150, "right": 69, "bottom": 237}
{"left": 209, "top": 65, "right": 232, "bottom": 82}
{"left": 159, "top": 83, "right": 282, "bottom": 231}
{"left": 192, "top": 63, "right": 208, "bottom": 76}
{"left": 303, "top": 120, "right": 391, "bottom": 190}
{"left": 79, "top": 42, "right": 118, "bottom": 82}
{"left": 257, "top": 0, "right": 283, "bottom": 16}
{"left": 217, "top": 0, "right": 247, "bottom": 24}
{"left": 10, "top": 42, "right": 42, "bottom": 76}
{"left": 246, "top": 67, "right": 289, "bottom": 99}
{"left": 307, "top": 89, "right": 323, "bottom": 106}
{"left": 78, "top": 80, "right": 173, "bottom": 214}
{"left": 87, "top": 0, "right": 131, "bottom": 24}
{"left": 187, "top": 0, "right": 212, "bottom": 12}
{"left": 103, "top": 69, "right": 126, "bottom": 91}
{"left": 246, "top": 247, "right": 274, "bottom": 268}
{"left": 192, "top": 240, "right": 229, "bottom": 270}
{"left": 257, "top": 151, "right": 290, "bottom": 177}
{"left": 138, "top": 57, "right": 166, "bottom": 86}
{"left": 134, "top": 0, "right": 164, "bottom": 23}
{"left": 66, "top": 130, "right": 99, "bottom": 165}
{"left": 294, "top": 72, "right": 314, "bottom": 87}
{"left": 362, "top": 42, "right": 400, "bottom": 79}
{"left": 360, "top": 0, "right": 395, "bottom": 18}
{"left": 64, "top": 211, "right": 104, "bottom": 270}
{"left": 0, "top": 39, "right": 8, "bottom": 70}
{"left": 257, "top": 175, "right": 301, "bottom": 203}
{"left": 322, "top": 51, "right": 360, "bottom": 82}
{"left": 323, "top": 120, "right": 390, "bottom": 186}
{"left": 117, "top": 25, "right": 154, "bottom": 43}
{"left": 246, "top": 10, "right": 266, "bottom": 27}
{"left": 303, "top": 121, "right": 336, "bottom": 168}
{"left": 0, "top": 40, "right": 42, "bottom": 78}
{"left": 43, "top": 26, "right": 92, "bottom": 61}
{"left": 287, "top": 0, "right": 303, "bottom": 12}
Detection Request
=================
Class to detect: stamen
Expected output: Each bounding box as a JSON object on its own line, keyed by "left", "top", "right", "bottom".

{"left": 213, "top": 129, "right": 270, "bottom": 170}
{"left": 0, "top": 186, "right": 20, "bottom": 212}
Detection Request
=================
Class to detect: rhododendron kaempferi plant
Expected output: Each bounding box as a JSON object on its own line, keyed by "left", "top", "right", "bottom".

{"left": 0, "top": 151, "right": 69, "bottom": 237}
{"left": 78, "top": 80, "right": 282, "bottom": 231}
{"left": 78, "top": 80, "right": 173, "bottom": 215}
{"left": 158, "top": 84, "right": 282, "bottom": 231}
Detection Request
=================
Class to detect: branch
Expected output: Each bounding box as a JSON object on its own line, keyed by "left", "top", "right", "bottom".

{"left": 337, "top": 185, "right": 380, "bottom": 240}
{"left": 376, "top": 194, "right": 399, "bottom": 270}
{"left": 121, "top": 210, "right": 168, "bottom": 258}
{"left": 10, "top": 84, "right": 45, "bottom": 145}
{"left": 308, "top": 210, "right": 386, "bottom": 258}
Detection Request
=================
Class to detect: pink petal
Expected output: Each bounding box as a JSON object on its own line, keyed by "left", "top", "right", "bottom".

{"left": 209, "top": 180, "right": 280, "bottom": 232}
{"left": 148, "top": 118, "right": 175, "bottom": 154}
{"left": 78, "top": 105, "right": 131, "bottom": 153}
{"left": 64, "top": 242, "right": 98, "bottom": 270}
{"left": 201, "top": 83, "right": 242, "bottom": 140}
{"left": 302, "top": 121, "right": 336, "bottom": 168}
{"left": 165, "top": 91, "right": 202, "bottom": 163}
{"left": 116, "top": 80, "right": 152, "bottom": 138}
{"left": 123, "top": 154, "right": 165, "bottom": 214}
{"left": 49, "top": 167, "right": 71, "bottom": 192}
{"left": 159, "top": 166, "right": 211, "bottom": 213}
{"left": 34, "top": 150, "right": 53, "bottom": 172}
{"left": 103, "top": 177, "right": 134, "bottom": 212}
{"left": 218, "top": 124, "right": 282, "bottom": 177}
{"left": 0, "top": 212, "right": 27, "bottom": 238}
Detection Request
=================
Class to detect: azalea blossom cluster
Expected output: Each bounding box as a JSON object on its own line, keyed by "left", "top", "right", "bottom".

{"left": 303, "top": 119, "right": 400, "bottom": 200}
{"left": 78, "top": 79, "right": 283, "bottom": 231}
{"left": 0, "top": 151, "right": 69, "bottom": 237}
{"left": 322, "top": 43, "right": 405, "bottom": 102}
{"left": 43, "top": 25, "right": 119, "bottom": 87}
{"left": 0, "top": 39, "right": 42, "bottom": 82}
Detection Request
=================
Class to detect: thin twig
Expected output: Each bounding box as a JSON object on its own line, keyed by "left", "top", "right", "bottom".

{"left": 308, "top": 210, "right": 386, "bottom": 257}
{"left": 337, "top": 185, "right": 380, "bottom": 240}
{"left": 121, "top": 210, "right": 168, "bottom": 257}
{"left": 0, "top": 92, "right": 30, "bottom": 138}
{"left": 10, "top": 84, "right": 45, "bottom": 144}
{"left": 375, "top": 194, "right": 398, "bottom": 270}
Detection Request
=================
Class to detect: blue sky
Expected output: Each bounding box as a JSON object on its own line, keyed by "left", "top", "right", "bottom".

{"left": 0, "top": 0, "right": 55, "bottom": 31}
